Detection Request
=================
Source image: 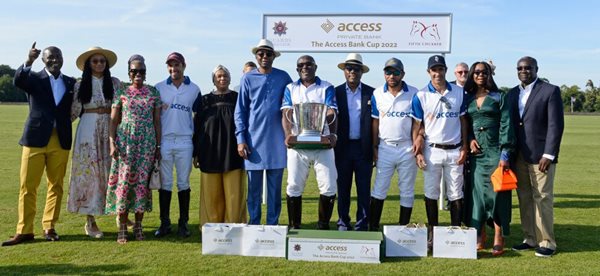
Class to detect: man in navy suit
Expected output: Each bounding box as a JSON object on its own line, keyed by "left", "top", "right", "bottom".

{"left": 2, "top": 43, "right": 75, "bottom": 246}
{"left": 508, "top": 56, "right": 564, "bottom": 257}
{"left": 333, "top": 53, "right": 374, "bottom": 231}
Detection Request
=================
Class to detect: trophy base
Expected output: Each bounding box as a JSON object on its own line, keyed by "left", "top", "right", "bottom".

{"left": 288, "top": 135, "right": 332, "bottom": 149}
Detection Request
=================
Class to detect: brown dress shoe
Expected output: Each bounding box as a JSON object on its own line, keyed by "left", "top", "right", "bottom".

{"left": 44, "top": 229, "right": 60, "bottom": 241}
{"left": 2, "top": 233, "right": 35, "bottom": 246}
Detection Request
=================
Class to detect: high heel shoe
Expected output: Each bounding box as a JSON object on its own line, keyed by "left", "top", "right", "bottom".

{"left": 492, "top": 237, "right": 505, "bottom": 256}
{"left": 85, "top": 217, "right": 104, "bottom": 239}
{"left": 117, "top": 223, "right": 128, "bottom": 244}
{"left": 133, "top": 221, "right": 144, "bottom": 241}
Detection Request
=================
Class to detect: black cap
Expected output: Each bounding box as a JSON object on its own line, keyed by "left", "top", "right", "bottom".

{"left": 428, "top": 55, "right": 446, "bottom": 69}
{"left": 384, "top": 58, "right": 404, "bottom": 72}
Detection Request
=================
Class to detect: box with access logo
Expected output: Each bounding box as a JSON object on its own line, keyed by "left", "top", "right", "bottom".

{"left": 287, "top": 229, "right": 383, "bottom": 264}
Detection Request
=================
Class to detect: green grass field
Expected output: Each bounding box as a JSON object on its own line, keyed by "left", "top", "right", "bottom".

{"left": 0, "top": 104, "right": 598, "bottom": 275}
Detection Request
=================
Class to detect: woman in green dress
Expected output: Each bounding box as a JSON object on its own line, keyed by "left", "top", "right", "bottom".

{"left": 463, "top": 61, "right": 515, "bottom": 256}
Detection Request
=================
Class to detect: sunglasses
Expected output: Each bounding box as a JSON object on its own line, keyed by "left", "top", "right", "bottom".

{"left": 384, "top": 70, "right": 401, "bottom": 76}
{"left": 256, "top": 51, "right": 274, "bottom": 58}
{"left": 91, "top": 59, "right": 106, "bottom": 65}
{"left": 517, "top": 66, "right": 533, "bottom": 71}
{"left": 455, "top": 70, "right": 468, "bottom": 74}
{"left": 345, "top": 65, "right": 362, "bottom": 72}
{"left": 297, "top": 62, "right": 315, "bottom": 68}
{"left": 129, "top": 69, "right": 146, "bottom": 75}
{"left": 473, "top": 70, "right": 488, "bottom": 76}
{"left": 439, "top": 96, "right": 452, "bottom": 109}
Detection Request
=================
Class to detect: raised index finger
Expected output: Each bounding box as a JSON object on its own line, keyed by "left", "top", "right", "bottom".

{"left": 31, "top": 41, "right": 37, "bottom": 49}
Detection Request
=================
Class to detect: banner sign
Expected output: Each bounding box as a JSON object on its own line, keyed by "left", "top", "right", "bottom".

{"left": 263, "top": 13, "right": 452, "bottom": 53}
{"left": 288, "top": 237, "right": 381, "bottom": 264}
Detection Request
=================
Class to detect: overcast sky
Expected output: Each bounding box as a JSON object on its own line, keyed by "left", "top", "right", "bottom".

{"left": 2, "top": 0, "right": 598, "bottom": 92}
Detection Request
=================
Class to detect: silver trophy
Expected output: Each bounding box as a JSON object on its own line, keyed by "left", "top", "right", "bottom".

{"left": 285, "top": 103, "right": 336, "bottom": 147}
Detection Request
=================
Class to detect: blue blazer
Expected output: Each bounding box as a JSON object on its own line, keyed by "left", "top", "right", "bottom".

{"left": 334, "top": 82, "right": 374, "bottom": 163}
{"left": 14, "top": 65, "right": 76, "bottom": 150}
{"left": 508, "top": 80, "right": 564, "bottom": 164}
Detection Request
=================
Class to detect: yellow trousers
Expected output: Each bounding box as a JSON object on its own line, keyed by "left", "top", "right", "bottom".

{"left": 17, "top": 129, "right": 70, "bottom": 234}
{"left": 199, "top": 169, "right": 247, "bottom": 228}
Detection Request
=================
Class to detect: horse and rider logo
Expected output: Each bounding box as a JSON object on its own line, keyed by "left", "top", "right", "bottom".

{"left": 410, "top": 21, "right": 440, "bottom": 40}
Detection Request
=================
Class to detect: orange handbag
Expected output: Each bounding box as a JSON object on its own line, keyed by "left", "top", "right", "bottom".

{"left": 491, "top": 167, "right": 518, "bottom": 192}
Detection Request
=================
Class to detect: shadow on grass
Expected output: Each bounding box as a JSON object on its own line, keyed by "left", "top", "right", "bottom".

{"left": 0, "top": 264, "right": 131, "bottom": 275}
{"left": 299, "top": 194, "right": 425, "bottom": 202}
{"left": 55, "top": 225, "right": 202, "bottom": 244}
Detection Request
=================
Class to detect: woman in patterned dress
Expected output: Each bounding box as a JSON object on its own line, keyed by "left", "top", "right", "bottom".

{"left": 68, "top": 47, "right": 120, "bottom": 239}
{"left": 106, "top": 54, "right": 161, "bottom": 244}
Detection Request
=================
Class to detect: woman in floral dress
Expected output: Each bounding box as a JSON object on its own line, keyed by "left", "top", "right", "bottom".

{"left": 106, "top": 54, "right": 161, "bottom": 244}
{"left": 68, "top": 47, "right": 120, "bottom": 239}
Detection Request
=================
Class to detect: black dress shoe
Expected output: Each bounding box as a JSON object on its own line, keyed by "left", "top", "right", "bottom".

{"left": 44, "top": 229, "right": 60, "bottom": 241}
{"left": 535, "top": 247, "right": 555, "bottom": 257}
{"left": 2, "top": 234, "right": 35, "bottom": 246}
{"left": 512, "top": 242, "right": 536, "bottom": 251}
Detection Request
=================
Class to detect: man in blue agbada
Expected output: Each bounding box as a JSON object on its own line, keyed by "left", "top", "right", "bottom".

{"left": 234, "top": 39, "right": 292, "bottom": 225}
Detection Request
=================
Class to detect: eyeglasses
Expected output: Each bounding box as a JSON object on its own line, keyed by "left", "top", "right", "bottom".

{"left": 256, "top": 51, "right": 274, "bottom": 58}
{"left": 473, "top": 70, "right": 488, "bottom": 76}
{"left": 439, "top": 96, "right": 452, "bottom": 109}
{"left": 91, "top": 59, "right": 106, "bottom": 65}
{"left": 129, "top": 69, "right": 146, "bottom": 75}
{"left": 455, "top": 70, "right": 468, "bottom": 75}
{"left": 297, "top": 62, "right": 315, "bottom": 68}
{"left": 384, "top": 70, "right": 401, "bottom": 76}
{"left": 344, "top": 65, "right": 362, "bottom": 72}
{"left": 517, "top": 66, "right": 533, "bottom": 71}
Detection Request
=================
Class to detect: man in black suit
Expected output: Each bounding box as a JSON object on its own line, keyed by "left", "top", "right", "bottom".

{"left": 508, "top": 56, "right": 564, "bottom": 257}
{"left": 333, "top": 53, "right": 374, "bottom": 231}
{"left": 2, "top": 43, "right": 75, "bottom": 246}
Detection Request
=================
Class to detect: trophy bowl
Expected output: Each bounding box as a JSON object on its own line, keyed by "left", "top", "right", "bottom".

{"left": 286, "top": 103, "right": 336, "bottom": 149}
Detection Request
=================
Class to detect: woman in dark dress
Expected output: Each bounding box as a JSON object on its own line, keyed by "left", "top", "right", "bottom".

{"left": 464, "top": 61, "right": 515, "bottom": 256}
{"left": 193, "top": 65, "right": 246, "bottom": 229}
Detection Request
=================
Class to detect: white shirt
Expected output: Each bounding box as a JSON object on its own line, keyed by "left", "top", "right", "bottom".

{"left": 411, "top": 82, "right": 466, "bottom": 145}
{"left": 518, "top": 78, "right": 537, "bottom": 118}
{"left": 281, "top": 77, "right": 337, "bottom": 135}
{"left": 371, "top": 82, "right": 417, "bottom": 144}
{"left": 155, "top": 76, "right": 201, "bottom": 138}
{"left": 39, "top": 67, "right": 66, "bottom": 106}
{"left": 345, "top": 83, "right": 362, "bottom": 139}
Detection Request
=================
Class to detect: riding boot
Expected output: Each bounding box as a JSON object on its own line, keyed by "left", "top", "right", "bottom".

{"left": 286, "top": 195, "right": 302, "bottom": 229}
{"left": 154, "top": 189, "right": 172, "bottom": 237}
{"left": 177, "top": 189, "right": 191, "bottom": 238}
{"left": 368, "top": 197, "right": 385, "bottom": 232}
{"left": 317, "top": 194, "right": 336, "bottom": 230}
{"left": 449, "top": 199, "right": 463, "bottom": 227}
{"left": 399, "top": 206, "right": 413, "bottom": 225}
{"left": 424, "top": 197, "right": 439, "bottom": 251}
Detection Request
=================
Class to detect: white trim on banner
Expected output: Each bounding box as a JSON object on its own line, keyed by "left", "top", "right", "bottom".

{"left": 263, "top": 13, "right": 452, "bottom": 53}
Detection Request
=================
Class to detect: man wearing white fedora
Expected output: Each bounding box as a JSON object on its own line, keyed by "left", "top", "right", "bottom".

{"left": 234, "top": 39, "right": 292, "bottom": 225}
{"left": 333, "top": 53, "right": 374, "bottom": 231}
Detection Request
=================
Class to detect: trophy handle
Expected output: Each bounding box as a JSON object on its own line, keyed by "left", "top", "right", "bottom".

{"left": 326, "top": 107, "right": 337, "bottom": 125}
{"left": 284, "top": 108, "right": 296, "bottom": 126}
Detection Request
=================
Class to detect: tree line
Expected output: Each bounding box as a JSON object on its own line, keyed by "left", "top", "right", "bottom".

{"left": 0, "top": 65, "right": 27, "bottom": 102}
{"left": 1, "top": 64, "right": 599, "bottom": 112}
